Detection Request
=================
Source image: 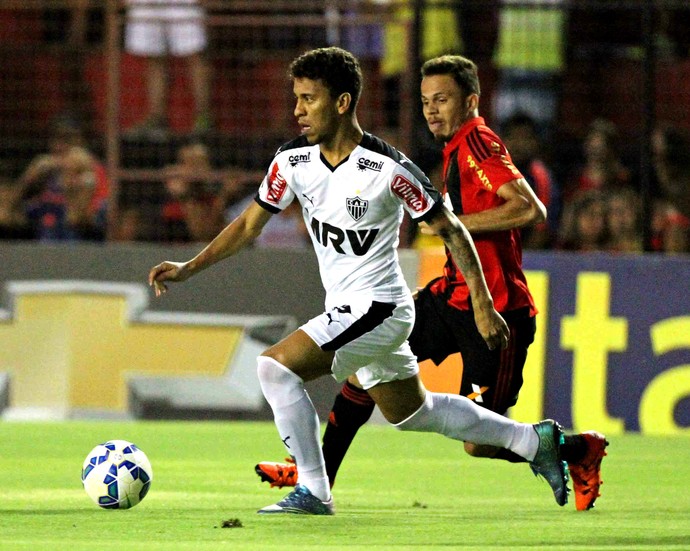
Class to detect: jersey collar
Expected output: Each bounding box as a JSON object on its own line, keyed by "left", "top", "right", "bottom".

{"left": 443, "top": 116, "right": 485, "bottom": 156}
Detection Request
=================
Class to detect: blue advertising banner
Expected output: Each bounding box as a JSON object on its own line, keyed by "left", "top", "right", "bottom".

{"left": 523, "top": 252, "right": 690, "bottom": 435}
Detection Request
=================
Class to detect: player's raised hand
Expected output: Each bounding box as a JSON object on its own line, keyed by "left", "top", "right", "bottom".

{"left": 148, "top": 261, "right": 190, "bottom": 297}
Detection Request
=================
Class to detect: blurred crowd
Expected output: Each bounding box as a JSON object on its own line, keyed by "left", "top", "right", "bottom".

{"left": 1, "top": 1, "right": 689, "bottom": 253}
{"left": 412, "top": 114, "right": 690, "bottom": 254}
{"left": 2, "top": 112, "right": 688, "bottom": 254}
{"left": 0, "top": 115, "right": 311, "bottom": 248}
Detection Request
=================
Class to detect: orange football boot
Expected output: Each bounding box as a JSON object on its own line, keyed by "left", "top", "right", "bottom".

{"left": 568, "top": 431, "right": 609, "bottom": 511}
{"left": 255, "top": 458, "right": 298, "bottom": 489}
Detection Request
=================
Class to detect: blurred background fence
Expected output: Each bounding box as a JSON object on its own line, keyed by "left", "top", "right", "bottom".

{"left": 1, "top": 0, "right": 690, "bottom": 250}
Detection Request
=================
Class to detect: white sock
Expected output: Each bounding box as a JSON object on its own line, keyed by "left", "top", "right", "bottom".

{"left": 256, "top": 356, "right": 331, "bottom": 502}
{"left": 395, "top": 392, "right": 539, "bottom": 461}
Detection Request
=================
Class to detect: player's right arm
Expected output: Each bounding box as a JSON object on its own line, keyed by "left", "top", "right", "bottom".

{"left": 148, "top": 200, "right": 272, "bottom": 296}
{"left": 458, "top": 177, "right": 546, "bottom": 233}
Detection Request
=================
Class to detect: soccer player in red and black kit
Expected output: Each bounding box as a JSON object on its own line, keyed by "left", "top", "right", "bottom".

{"left": 256, "top": 54, "right": 608, "bottom": 511}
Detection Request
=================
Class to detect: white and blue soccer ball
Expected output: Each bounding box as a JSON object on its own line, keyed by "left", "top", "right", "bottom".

{"left": 81, "top": 440, "right": 153, "bottom": 509}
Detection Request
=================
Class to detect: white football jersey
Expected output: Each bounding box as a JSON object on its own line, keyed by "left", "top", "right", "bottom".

{"left": 256, "top": 132, "right": 443, "bottom": 307}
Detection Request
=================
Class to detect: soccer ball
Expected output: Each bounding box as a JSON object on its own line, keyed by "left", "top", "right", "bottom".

{"left": 81, "top": 440, "right": 153, "bottom": 509}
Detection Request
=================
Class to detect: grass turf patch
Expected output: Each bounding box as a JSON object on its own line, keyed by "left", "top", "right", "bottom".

{"left": 0, "top": 421, "right": 688, "bottom": 550}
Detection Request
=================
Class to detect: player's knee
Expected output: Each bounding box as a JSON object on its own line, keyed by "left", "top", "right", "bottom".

{"left": 367, "top": 377, "right": 427, "bottom": 425}
{"left": 392, "top": 392, "right": 434, "bottom": 431}
{"left": 256, "top": 356, "right": 302, "bottom": 387}
{"left": 256, "top": 355, "right": 305, "bottom": 408}
{"left": 259, "top": 344, "right": 288, "bottom": 367}
{"left": 347, "top": 374, "right": 362, "bottom": 388}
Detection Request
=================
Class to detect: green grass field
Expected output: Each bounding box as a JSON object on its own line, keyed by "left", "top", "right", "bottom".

{"left": 0, "top": 421, "right": 688, "bottom": 550}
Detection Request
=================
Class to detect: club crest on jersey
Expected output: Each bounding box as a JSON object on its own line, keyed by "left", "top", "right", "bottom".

{"left": 346, "top": 196, "right": 368, "bottom": 221}
{"left": 357, "top": 157, "right": 384, "bottom": 172}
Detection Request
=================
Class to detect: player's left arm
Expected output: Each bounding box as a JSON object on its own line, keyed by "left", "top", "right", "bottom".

{"left": 426, "top": 205, "right": 509, "bottom": 350}
{"left": 458, "top": 177, "right": 547, "bottom": 234}
{"left": 148, "top": 201, "right": 273, "bottom": 296}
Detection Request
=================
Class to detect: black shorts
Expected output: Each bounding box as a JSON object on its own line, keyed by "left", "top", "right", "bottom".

{"left": 408, "top": 279, "right": 536, "bottom": 414}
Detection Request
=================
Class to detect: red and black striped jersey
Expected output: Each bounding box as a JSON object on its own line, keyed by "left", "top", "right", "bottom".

{"left": 431, "top": 117, "right": 537, "bottom": 316}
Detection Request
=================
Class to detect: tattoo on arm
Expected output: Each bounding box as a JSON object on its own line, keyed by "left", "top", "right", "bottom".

{"left": 437, "top": 223, "right": 483, "bottom": 280}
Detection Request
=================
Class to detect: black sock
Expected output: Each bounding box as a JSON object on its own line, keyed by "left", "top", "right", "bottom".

{"left": 560, "top": 434, "right": 587, "bottom": 464}
{"left": 322, "top": 381, "right": 375, "bottom": 486}
{"left": 493, "top": 434, "right": 586, "bottom": 464}
{"left": 491, "top": 435, "right": 584, "bottom": 464}
{"left": 492, "top": 448, "right": 528, "bottom": 463}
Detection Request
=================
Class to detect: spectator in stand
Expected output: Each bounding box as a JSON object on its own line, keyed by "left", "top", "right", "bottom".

{"left": 19, "top": 145, "right": 109, "bottom": 242}
{"left": 502, "top": 112, "right": 560, "bottom": 249}
{"left": 169, "top": 160, "right": 311, "bottom": 249}
{"left": 253, "top": 201, "right": 310, "bottom": 249}
{"left": 42, "top": 115, "right": 86, "bottom": 157}
{"left": 557, "top": 189, "right": 608, "bottom": 252}
{"left": 563, "top": 118, "right": 633, "bottom": 202}
{"left": 220, "top": 178, "right": 310, "bottom": 249}
{"left": 161, "top": 142, "right": 222, "bottom": 242}
{"left": 213, "top": 170, "right": 258, "bottom": 222}
{"left": 0, "top": 175, "right": 32, "bottom": 239}
{"left": 16, "top": 118, "right": 109, "bottom": 241}
{"left": 111, "top": 206, "right": 144, "bottom": 242}
{"left": 650, "top": 201, "right": 689, "bottom": 254}
{"left": 124, "top": 0, "right": 211, "bottom": 137}
{"left": 650, "top": 124, "right": 690, "bottom": 254}
{"left": 605, "top": 187, "right": 644, "bottom": 253}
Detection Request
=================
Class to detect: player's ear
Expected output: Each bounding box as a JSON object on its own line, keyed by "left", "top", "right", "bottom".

{"left": 466, "top": 93, "right": 479, "bottom": 113}
{"left": 337, "top": 92, "right": 352, "bottom": 114}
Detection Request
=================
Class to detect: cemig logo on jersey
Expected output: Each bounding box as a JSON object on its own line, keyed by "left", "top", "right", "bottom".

{"left": 266, "top": 163, "right": 288, "bottom": 204}
{"left": 466, "top": 155, "right": 493, "bottom": 191}
{"left": 391, "top": 175, "right": 428, "bottom": 213}
{"left": 346, "top": 196, "right": 368, "bottom": 221}
{"left": 357, "top": 157, "right": 384, "bottom": 172}
{"left": 289, "top": 152, "right": 311, "bottom": 167}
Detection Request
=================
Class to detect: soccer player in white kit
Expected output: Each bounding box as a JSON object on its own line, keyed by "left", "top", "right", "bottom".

{"left": 148, "top": 47, "right": 569, "bottom": 515}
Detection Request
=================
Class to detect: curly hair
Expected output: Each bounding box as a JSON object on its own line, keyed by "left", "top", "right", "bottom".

{"left": 289, "top": 47, "right": 363, "bottom": 111}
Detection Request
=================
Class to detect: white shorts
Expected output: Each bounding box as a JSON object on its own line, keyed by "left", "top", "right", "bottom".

{"left": 301, "top": 297, "right": 419, "bottom": 389}
{"left": 125, "top": 15, "right": 207, "bottom": 57}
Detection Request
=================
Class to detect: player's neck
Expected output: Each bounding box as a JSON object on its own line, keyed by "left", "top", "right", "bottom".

{"left": 319, "top": 119, "right": 364, "bottom": 167}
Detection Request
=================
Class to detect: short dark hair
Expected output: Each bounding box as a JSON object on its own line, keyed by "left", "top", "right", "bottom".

{"left": 421, "top": 55, "right": 481, "bottom": 97}
{"left": 289, "top": 47, "right": 363, "bottom": 110}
